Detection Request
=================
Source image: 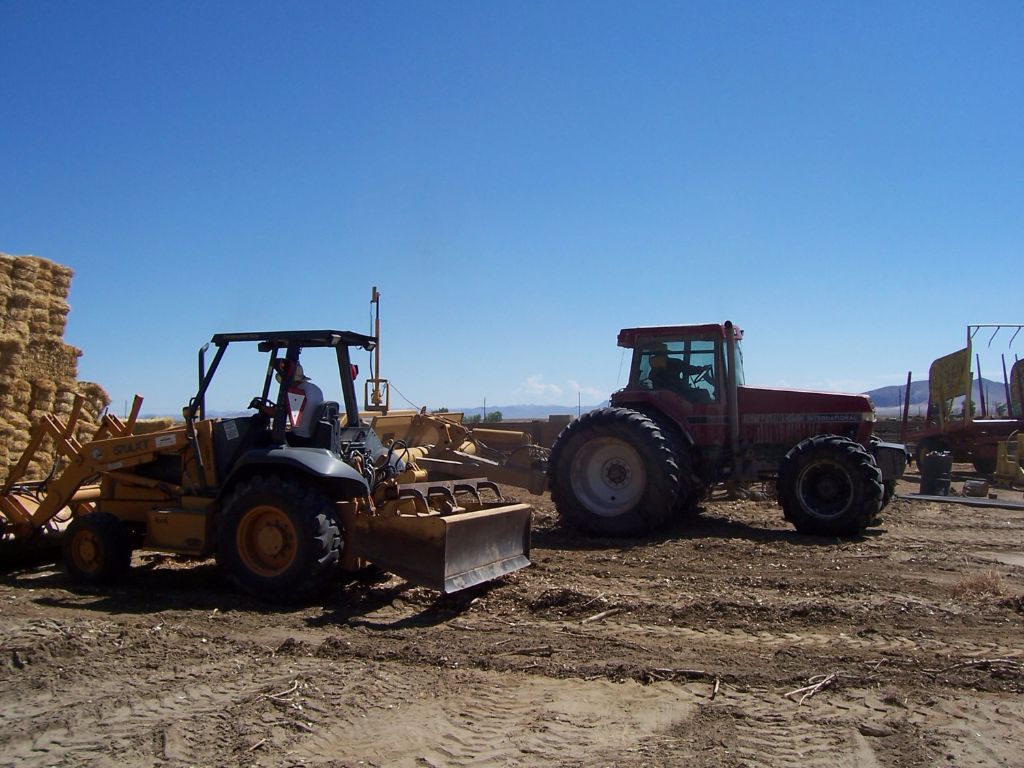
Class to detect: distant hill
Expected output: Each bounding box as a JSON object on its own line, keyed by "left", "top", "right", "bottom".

{"left": 865, "top": 377, "right": 1010, "bottom": 408}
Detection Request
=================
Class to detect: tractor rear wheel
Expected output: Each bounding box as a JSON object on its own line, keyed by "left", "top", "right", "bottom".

{"left": 633, "top": 406, "right": 705, "bottom": 518}
{"left": 778, "top": 435, "right": 883, "bottom": 537}
{"left": 62, "top": 512, "right": 132, "bottom": 585}
{"left": 549, "top": 407, "right": 682, "bottom": 536}
{"left": 217, "top": 474, "right": 341, "bottom": 601}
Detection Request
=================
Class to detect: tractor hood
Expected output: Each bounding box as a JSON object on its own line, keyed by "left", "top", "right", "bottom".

{"left": 737, "top": 386, "right": 875, "bottom": 444}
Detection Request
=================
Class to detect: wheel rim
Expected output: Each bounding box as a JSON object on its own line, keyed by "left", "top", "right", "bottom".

{"left": 236, "top": 505, "right": 298, "bottom": 577}
{"left": 569, "top": 437, "right": 647, "bottom": 517}
{"left": 797, "top": 459, "right": 854, "bottom": 519}
{"left": 68, "top": 529, "right": 103, "bottom": 575}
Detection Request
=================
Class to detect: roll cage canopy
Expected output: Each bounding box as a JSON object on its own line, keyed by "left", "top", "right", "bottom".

{"left": 210, "top": 329, "right": 377, "bottom": 352}
{"left": 617, "top": 323, "right": 743, "bottom": 349}
{"left": 190, "top": 330, "right": 377, "bottom": 429}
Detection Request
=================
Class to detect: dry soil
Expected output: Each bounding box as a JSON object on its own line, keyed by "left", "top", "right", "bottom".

{"left": 2, "top": 469, "right": 1022, "bottom": 767}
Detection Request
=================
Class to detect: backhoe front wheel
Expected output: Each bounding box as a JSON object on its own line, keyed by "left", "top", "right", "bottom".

{"left": 778, "top": 435, "right": 883, "bottom": 537}
{"left": 63, "top": 512, "right": 132, "bottom": 585}
{"left": 217, "top": 475, "right": 340, "bottom": 601}
{"left": 549, "top": 407, "right": 683, "bottom": 536}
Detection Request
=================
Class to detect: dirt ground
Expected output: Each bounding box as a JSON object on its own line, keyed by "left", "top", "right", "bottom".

{"left": 2, "top": 468, "right": 1022, "bottom": 768}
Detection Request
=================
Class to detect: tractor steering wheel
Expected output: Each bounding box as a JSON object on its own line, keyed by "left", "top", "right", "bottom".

{"left": 248, "top": 396, "right": 277, "bottom": 417}
{"left": 693, "top": 365, "right": 714, "bottom": 387}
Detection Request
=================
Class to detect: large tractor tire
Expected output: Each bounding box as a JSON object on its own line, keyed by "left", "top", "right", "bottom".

{"left": 62, "top": 512, "right": 133, "bottom": 585}
{"left": 778, "top": 435, "right": 883, "bottom": 537}
{"left": 634, "top": 406, "right": 705, "bottom": 517}
{"left": 217, "top": 474, "right": 341, "bottom": 601}
{"left": 549, "top": 407, "right": 682, "bottom": 536}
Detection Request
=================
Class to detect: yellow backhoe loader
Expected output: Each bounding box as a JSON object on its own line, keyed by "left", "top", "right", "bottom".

{"left": 0, "top": 330, "right": 531, "bottom": 599}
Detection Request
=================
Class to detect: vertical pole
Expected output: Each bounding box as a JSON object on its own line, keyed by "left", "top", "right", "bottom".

{"left": 1002, "top": 354, "right": 1012, "bottom": 418}
{"left": 976, "top": 354, "right": 986, "bottom": 418}
{"left": 197, "top": 342, "right": 208, "bottom": 420}
{"left": 900, "top": 371, "right": 912, "bottom": 441}
{"left": 724, "top": 321, "right": 741, "bottom": 484}
{"left": 370, "top": 287, "right": 382, "bottom": 408}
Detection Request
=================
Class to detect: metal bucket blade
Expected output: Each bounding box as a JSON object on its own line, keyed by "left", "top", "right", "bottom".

{"left": 350, "top": 503, "right": 531, "bottom": 593}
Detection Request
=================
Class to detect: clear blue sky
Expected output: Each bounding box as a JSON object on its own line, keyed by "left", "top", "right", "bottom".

{"left": 2, "top": 1, "right": 1021, "bottom": 416}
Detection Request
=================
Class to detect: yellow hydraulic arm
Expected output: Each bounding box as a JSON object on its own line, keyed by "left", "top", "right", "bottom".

{"left": 0, "top": 395, "right": 189, "bottom": 539}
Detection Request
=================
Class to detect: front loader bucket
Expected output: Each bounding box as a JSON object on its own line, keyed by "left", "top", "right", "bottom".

{"left": 350, "top": 503, "right": 531, "bottom": 593}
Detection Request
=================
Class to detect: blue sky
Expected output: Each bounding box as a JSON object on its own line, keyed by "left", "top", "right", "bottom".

{"left": 2, "top": 1, "right": 1021, "bottom": 416}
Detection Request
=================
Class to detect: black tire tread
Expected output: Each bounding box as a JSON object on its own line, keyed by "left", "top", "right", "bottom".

{"left": 62, "top": 511, "right": 132, "bottom": 585}
{"left": 633, "top": 406, "right": 704, "bottom": 516}
{"left": 217, "top": 474, "right": 341, "bottom": 601}
{"left": 778, "top": 435, "right": 883, "bottom": 537}
{"left": 549, "top": 407, "right": 681, "bottom": 536}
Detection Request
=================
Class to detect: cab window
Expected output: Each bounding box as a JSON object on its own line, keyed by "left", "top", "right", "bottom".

{"left": 636, "top": 339, "right": 718, "bottom": 403}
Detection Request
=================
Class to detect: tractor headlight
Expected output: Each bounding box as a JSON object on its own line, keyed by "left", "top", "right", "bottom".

{"left": 863, "top": 399, "right": 877, "bottom": 422}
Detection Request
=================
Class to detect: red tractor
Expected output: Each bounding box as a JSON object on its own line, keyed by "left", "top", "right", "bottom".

{"left": 549, "top": 322, "right": 907, "bottom": 537}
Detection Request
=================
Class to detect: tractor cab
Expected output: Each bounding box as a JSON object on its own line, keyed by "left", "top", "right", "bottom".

{"left": 614, "top": 324, "right": 744, "bottom": 448}
{"left": 183, "top": 330, "right": 381, "bottom": 479}
{"left": 189, "top": 330, "right": 375, "bottom": 438}
{"left": 621, "top": 323, "right": 744, "bottom": 402}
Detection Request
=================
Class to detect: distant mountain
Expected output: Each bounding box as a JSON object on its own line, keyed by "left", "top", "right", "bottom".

{"left": 865, "top": 377, "right": 1010, "bottom": 409}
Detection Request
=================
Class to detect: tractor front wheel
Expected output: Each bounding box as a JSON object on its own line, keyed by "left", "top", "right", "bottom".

{"left": 778, "top": 435, "right": 883, "bottom": 537}
{"left": 549, "top": 407, "right": 683, "bottom": 536}
{"left": 217, "top": 474, "right": 340, "bottom": 601}
{"left": 62, "top": 512, "right": 132, "bottom": 585}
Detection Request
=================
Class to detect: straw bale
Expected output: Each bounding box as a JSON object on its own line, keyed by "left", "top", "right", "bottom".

{"left": 0, "top": 252, "right": 110, "bottom": 483}
{"left": 133, "top": 418, "right": 176, "bottom": 435}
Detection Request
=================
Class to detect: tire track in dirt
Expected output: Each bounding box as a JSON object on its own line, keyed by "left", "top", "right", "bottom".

{"left": 700, "top": 688, "right": 911, "bottom": 767}
{"left": 916, "top": 693, "right": 1024, "bottom": 765}
{"left": 561, "top": 620, "right": 1023, "bottom": 664}
{"left": 0, "top": 631, "right": 276, "bottom": 766}
{"left": 730, "top": 706, "right": 850, "bottom": 768}
{"left": 282, "top": 656, "right": 693, "bottom": 767}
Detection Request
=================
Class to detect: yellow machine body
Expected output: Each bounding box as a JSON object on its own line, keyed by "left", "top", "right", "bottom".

{"left": 994, "top": 433, "right": 1024, "bottom": 489}
{"left": 368, "top": 410, "right": 549, "bottom": 495}
{"left": 1, "top": 393, "right": 531, "bottom": 595}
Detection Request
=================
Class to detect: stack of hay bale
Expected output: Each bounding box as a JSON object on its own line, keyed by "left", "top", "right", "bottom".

{"left": 0, "top": 252, "right": 110, "bottom": 484}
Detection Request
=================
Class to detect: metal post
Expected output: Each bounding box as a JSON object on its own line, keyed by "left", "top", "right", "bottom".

{"left": 976, "top": 354, "right": 986, "bottom": 418}
{"left": 371, "top": 287, "right": 382, "bottom": 407}
{"left": 900, "top": 371, "right": 912, "bottom": 441}
{"left": 1002, "top": 354, "right": 1012, "bottom": 418}
{"left": 724, "top": 321, "right": 741, "bottom": 482}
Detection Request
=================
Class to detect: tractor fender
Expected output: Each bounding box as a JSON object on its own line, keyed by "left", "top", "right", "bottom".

{"left": 224, "top": 447, "right": 370, "bottom": 500}
{"left": 869, "top": 440, "right": 909, "bottom": 484}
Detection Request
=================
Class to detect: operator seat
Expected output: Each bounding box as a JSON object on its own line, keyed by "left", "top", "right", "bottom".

{"left": 287, "top": 400, "right": 341, "bottom": 450}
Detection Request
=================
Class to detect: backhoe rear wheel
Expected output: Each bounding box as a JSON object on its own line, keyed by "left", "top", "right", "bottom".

{"left": 778, "top": 435, "right": 883, "bottom": 537}
{"left": 549, "top": 407, "right": 682, "bottom": 536}
{"left": 217, "top": 474, "right": 340, "bottom": 601}
{"left": 63, "top": 512, "right": 132, "bottom": 585}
